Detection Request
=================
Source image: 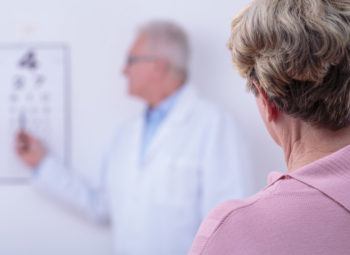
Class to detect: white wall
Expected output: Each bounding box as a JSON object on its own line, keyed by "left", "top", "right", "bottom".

{"left": 0, "top": 0, "right": 285, "bottom": 254}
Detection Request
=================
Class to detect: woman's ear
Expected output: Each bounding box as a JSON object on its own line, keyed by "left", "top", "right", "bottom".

{"left": 254, "top": 81, "right": 279, "bottom": 122}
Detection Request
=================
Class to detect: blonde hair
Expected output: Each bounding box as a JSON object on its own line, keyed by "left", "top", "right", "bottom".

{"left": 229, "top": 0, "right": 350, "bottom": 130}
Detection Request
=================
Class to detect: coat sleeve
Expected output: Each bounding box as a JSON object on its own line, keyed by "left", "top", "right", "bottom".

{"left": 199, "top": 111, "right": 251, "bottom": 218}
{"left": 31, "top": 142, "right": 115, "bottom": 224}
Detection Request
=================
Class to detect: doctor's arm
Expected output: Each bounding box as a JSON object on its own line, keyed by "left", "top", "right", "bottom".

{"left": 15, "top": 131, "right": 110, "bottom": 224}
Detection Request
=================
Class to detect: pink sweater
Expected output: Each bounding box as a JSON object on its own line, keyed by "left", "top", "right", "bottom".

{"left": 189, "top": 145, "right": 350, "bottom": 255}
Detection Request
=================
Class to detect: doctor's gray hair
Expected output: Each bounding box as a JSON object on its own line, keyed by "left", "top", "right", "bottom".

{"left": 139, "top": 20, "right": 190, "bottom": 75}
{"left": 229, "top": 0, "right": 350, "bottom": 131}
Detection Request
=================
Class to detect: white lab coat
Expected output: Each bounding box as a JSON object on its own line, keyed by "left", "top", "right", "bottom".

{"left": 33, "top": 85, "right": 248, "bottom": 255}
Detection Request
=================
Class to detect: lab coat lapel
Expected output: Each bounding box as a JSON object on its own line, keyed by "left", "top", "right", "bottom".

{"left": 142, "top": 85, "right": 198, "bottom": 164}
{"left": 130, "top": 116, "right": 145, "bottom": 168}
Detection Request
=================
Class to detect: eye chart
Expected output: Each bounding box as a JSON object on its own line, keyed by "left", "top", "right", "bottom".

{"left": 0, "top": 44, "right": 70, "bottom": 182}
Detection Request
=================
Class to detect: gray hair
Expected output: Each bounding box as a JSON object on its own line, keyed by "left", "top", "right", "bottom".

{"left": 229, "top": 0, "right": 350, "bottom": 131}
{"left": 139, "top": 20, "right": 190, "bottom": 74}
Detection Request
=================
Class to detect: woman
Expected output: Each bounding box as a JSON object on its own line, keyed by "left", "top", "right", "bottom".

{"left": 189, "top": 0, "right": 350, "bottom": 254}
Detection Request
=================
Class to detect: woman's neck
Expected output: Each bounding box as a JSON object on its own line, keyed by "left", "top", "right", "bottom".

{"left": 282, "top": 124, "right": 350, "bottom": 172}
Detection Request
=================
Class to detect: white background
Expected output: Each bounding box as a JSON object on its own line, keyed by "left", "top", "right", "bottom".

{"left": 0, "top": 0, "right": 285, "bottom": 254}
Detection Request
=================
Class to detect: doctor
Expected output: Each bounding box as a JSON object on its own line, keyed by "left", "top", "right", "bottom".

{"left": 16, "top": 20, "right": 247, "bottom": 255}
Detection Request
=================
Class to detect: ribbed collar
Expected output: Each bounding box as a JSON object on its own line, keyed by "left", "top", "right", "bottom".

{"left": 267, "top": 145, "right": 350, "bottom": 212}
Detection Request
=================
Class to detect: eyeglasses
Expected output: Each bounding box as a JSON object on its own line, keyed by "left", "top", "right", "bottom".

{"left": 125, "top": 55, "right": 158, "bottom": 66}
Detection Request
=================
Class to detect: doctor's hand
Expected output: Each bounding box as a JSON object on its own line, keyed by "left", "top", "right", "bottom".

{"left": 15, "top": 131, "right": 47, "bottom": 169}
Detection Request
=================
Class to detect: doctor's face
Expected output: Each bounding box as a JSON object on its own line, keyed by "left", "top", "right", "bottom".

{"left": 123, "top": 34, "right": 162, "bottom": 102}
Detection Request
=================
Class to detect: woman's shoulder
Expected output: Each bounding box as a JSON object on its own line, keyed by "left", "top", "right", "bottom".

{"left": 189, "top": 175, "right": 347, "bottom": 255}
{"left": 188, "top": 192, "right": 265, "bottom": 255}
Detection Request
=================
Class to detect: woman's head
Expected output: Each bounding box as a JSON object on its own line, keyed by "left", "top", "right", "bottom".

{"left": 229, "top": 0, "right": 350, "bottom": 131}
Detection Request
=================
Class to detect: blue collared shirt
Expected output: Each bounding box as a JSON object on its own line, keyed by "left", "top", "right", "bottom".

{"left": 140, "top": 87, "right": 184, "bottom": 160}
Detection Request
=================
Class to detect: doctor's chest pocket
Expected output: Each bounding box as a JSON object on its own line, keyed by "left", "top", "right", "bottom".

{"left": 151, "top": 159, "right": 200, "bottom": 207}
